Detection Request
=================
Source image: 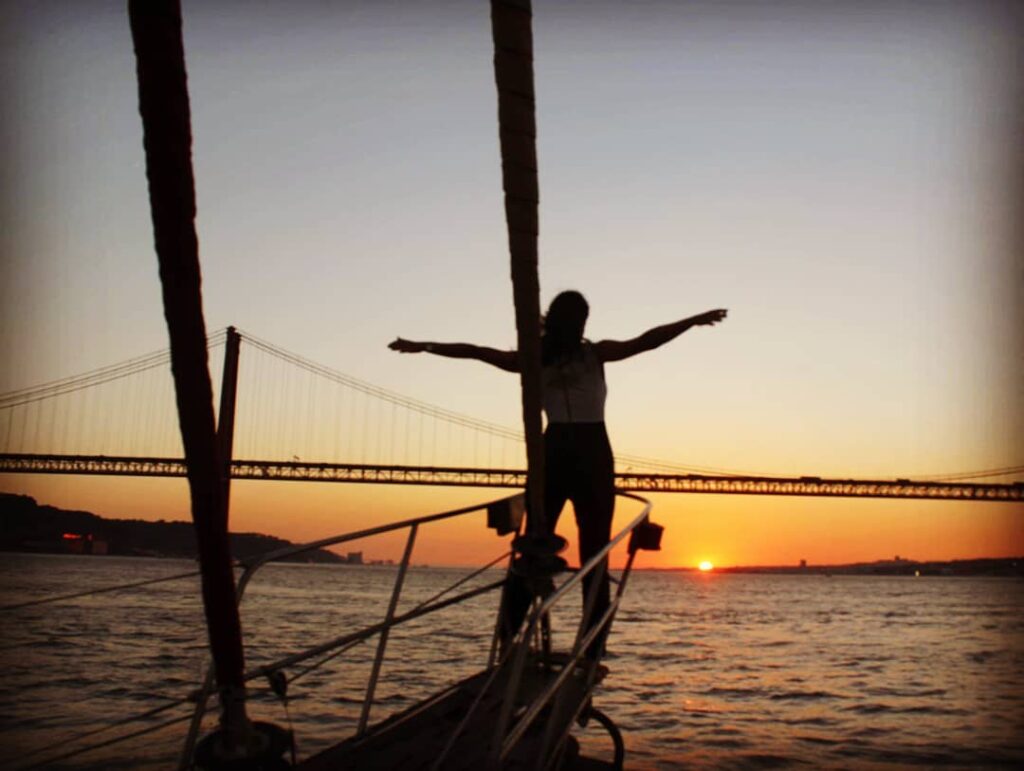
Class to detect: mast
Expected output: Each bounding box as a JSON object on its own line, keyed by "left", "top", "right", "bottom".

{"left": 128, "top": 3, "right": 274, "bottom": 763}
{"left": 490, "top": 0, "right": 546, "bottom": 534}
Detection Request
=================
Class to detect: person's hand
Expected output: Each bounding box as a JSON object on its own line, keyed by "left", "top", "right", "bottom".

{"left": 692, "top": 309, "right": 728, "bottom": 326}
{"left": 388, "top": 338, "right": 424, "bottom": 353}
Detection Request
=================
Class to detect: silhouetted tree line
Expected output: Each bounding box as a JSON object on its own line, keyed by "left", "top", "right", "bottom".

{"left": 0, "top": 493, "right": 341, "bottom": 563}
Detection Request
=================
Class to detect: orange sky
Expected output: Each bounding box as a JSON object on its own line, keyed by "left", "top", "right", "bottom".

{"left": 1, "top": 3, "right": 1021, "bottom": 571}
{"left": 3, "top": 474, "right": 1020, "bottom": 569}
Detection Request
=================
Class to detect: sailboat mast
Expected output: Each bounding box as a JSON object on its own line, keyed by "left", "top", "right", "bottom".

{"left": 490, "top": 0, "right": 546, "bottom": 533}
{"left": 126, "top": 0, "right": 250, "bottom": 746}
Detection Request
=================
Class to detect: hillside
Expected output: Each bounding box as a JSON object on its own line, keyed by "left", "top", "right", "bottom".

{"left": 0, "top": 493, "right": 342, "bottom": 563}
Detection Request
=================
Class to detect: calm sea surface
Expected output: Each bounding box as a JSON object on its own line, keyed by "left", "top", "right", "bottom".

{"left": 1, "top": 553, "right": 1022, "bottom": 770}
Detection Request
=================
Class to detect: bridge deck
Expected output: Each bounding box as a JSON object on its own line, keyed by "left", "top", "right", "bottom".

{"left": 1, "top": 453, "right": 1020, "bottom": 501}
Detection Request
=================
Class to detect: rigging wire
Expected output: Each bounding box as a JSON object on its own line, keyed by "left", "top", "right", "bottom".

{"left": 279, "top": 550, "right": 511, "bottom": 689}
{"left": 0, "top": 569, "right": 201, "bottom": 611}
{"left": 11, "top": 545, "right": 512, "bottom": 768}
{"left": 15, "top": 695, "right": 194, "bottom": 764}
{"left": 21, "top": 714, "right": 193, "bottom": 771}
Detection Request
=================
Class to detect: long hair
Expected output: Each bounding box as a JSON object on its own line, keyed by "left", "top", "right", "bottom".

{"left": 541, "top": 290, "right": 589, "bottom": 365}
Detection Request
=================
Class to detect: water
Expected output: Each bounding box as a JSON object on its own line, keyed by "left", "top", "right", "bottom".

{"left": 1, "top": 553, "right": 1022, "bottom": 769}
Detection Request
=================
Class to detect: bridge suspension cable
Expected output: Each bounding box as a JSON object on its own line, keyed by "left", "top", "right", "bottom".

{"left": 239, "top": 331, "right": 524, "bottom": 441}
{"left": 911, "top": 465, "right": 1024, "bottom": 482}
{"left": 0, "top": 329, "right": 226, "bottom": 410}
{"left": 2, "top": 328, "right": 1021, "bottom": 486}
{"left": 235, "top": 331, "right": 836, "bottom": 478}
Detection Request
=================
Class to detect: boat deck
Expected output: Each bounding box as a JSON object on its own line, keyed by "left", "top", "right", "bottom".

{"left": 298, "top": 652, "right": 613, "bottom": 770}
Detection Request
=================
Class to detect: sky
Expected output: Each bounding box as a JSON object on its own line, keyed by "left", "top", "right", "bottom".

{"left": 1, "top": 0, "right": 1021, "bottom": 568}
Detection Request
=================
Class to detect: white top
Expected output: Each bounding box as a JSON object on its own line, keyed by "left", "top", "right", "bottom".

{"left": 541, "top": 344, "right": 607, "bottom": 424}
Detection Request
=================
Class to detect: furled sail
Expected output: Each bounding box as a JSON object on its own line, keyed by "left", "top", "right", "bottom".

{"left": 127, "top": 0, "right": 252, "bottom": 754}
{"left": 490, "top": 0, "right": 546, "bottom": 534}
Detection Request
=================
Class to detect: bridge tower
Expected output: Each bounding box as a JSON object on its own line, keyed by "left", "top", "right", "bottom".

{"left": 217, "top": 326, "right": 241, "bottom": 515}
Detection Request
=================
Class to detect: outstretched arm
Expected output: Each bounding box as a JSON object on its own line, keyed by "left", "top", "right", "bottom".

{"left": 594, "top": 309, "right": 727, "bottom": 363}
{"left": 388, "top": 338, "right": 519, "bottom": 372}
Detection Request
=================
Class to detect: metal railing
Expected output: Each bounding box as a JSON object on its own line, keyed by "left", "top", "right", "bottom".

{"left": 6, "top": 490, "right": 655, "bottom": 770}
{"left": 180, "top": 491, "right": 656, "bottom": 769}
{"left": 422, "top": 493, "right": 656, "bottom": 770}
{"left": 180, "top": 492, "right": 526, "bottom": 767}
{"left": 493, "top": 493, "right": 654, "bottom": 768}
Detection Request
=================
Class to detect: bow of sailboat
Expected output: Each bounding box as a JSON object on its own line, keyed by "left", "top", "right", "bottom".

{"left": 124, "top": 0, "right": 663, "bottom": 767}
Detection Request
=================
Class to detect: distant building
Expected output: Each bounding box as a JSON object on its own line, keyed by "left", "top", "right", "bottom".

{"left": 346, "top": 551, "right": 363, "bottom": 565}
{"left": 62, "top": 533, "right": 108, "bottom": 555}
{"left": 799, "top": 559, "right": 807, "bottom": 569}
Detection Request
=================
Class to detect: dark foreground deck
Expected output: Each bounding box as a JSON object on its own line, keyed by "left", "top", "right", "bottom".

{"left": 298, "top": 652, "right": 614, "bottom": 770}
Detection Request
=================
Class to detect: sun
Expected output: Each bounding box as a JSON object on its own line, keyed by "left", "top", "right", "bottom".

{"left": 698, "top": 561, "right": 714, "bottom": 572}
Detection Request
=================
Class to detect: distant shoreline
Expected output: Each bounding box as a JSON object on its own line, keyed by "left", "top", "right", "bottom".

{"left": 645, "top": 557, "right": 1023, "bottom": 577}
{"left": 3, "top": 492, "right": 1019, "bottom": 575}
{"left": 2, "top": 550, "right": 1021, "bottom": 577}
{"left": 0, "top": 493, "right": 345, "bottom": 564}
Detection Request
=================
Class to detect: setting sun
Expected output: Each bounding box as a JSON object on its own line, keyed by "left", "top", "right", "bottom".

{"left": 698, "top": 561, "right": 714, "bottom": 572}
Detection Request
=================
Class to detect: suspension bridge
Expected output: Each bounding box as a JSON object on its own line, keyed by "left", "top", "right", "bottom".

{"left": 2, "top": 327, "right": 1021, "bottom": 502}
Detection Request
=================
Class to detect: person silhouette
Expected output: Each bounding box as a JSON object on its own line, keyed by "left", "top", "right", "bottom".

{"left": 389, "top": 291, "right": 727, "bottom": 654}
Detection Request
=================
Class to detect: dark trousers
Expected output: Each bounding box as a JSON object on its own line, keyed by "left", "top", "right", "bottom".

{"left": 501, "top": 423, "right": 615, "bottom": 655}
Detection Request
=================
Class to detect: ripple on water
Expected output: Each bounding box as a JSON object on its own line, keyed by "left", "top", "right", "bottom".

{"left": 704, "top": 686, "right": 769, "bottom": 699}
{"left": 780, "top": 715, "right": 839, "bottom": 727}
{"left": 768, "top": 689, "right": 845, "bottom": 701}
{"left": 703, "top": 737, "right": 748, "bottom": 750}
{"left": 795, "top": 734, "right": 841, "bottom": 746}
{"left": 834, "top": 742, "right": 961, "bottom": 766}
{"left": 4, "top": 560, "right": 1024, "bottom": 770}
{"left": 843, "top": 701, "right": 971, "bottom": 717}
{"left": 864, "top": 685, "right": 947, "bottom": 698}
{"left": 967, "top": 649, "right": 1000, "bottom": 664}
{"left": 731, "top": 752, "right": 804, "bottom": 768}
